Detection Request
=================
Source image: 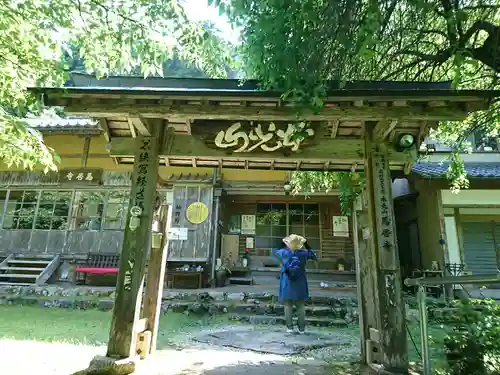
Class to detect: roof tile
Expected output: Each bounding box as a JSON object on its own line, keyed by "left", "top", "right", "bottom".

{"left": 25, "top": 116, "right": 98, "bottom": 130}
{"left": 412, "top": 161, "right": 500, "bottom": 179}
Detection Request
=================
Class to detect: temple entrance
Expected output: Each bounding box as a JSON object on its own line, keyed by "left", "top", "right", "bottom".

{"left": 35, "top": 75, "right": 491, "bottom": 374}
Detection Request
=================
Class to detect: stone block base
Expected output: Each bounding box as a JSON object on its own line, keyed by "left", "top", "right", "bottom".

{"left": 71, "top": 355, "right": 138, "bottom": 375}
{"left": 367, "top": 363, "right": 418, "bottom": 375}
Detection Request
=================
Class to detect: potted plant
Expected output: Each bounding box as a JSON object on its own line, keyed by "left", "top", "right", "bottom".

{"left": 215, "top": 260, "right": 231, "bottom": 287}
{"left": 241, "top": 248, "right": 249, "bottom": 267}
{"left": 336, "top": 257, "right": 346, "bottom": 271}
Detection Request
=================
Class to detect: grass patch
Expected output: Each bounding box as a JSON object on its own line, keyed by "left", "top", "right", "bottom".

{"left": 0, "top": 305, "right": 229, "bottom": 348}
{"left": 0, "top": 305, "right": 449, "bottom": 369}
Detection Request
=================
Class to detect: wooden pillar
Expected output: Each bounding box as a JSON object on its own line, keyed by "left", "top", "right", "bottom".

{"left": 81, "top": 136, "right": 91, "bottom": 168}
{"left": 364, "top": 123, "right": 408, "bottom": 373}
{"left": 143, "top": 203, "right": 172, "bottom": 354}
{"left": 352, "top": 197, "right": 381, "bottom": 362}
{"left": 106, "top": 121, "right": 162, "bottom": 359}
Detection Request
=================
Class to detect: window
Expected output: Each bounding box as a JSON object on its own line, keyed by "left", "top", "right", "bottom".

{"left": 255, "top": 203, "right": 322, "bottom": 252}
{"left": 256, "top": 203, "right": 287, "bottom": 249}
{"left": 70, "top": 191, "right": 105, "bottom": 230}
{"left": 35, "top": 191, "right": 71, "bottom": 230}
{"left": 102, "top": 191, "right": 129, "bottom": 230}
{"left": 0, "top": 190, "right": 7, "bottom": 223}
{"left": 3, "top": 190, "right": 38, "bottom": 229}
{"left": 472, "top": 130, "right": 499, "bottom": 152}
{"left": 0, "top": 189, "right": 132, "bottom": 232}
{"left": 291, "top": 203, "right": 321, "bottom": 250}
{"left": 227, "top": 214, "right": 241, "bottom": 234}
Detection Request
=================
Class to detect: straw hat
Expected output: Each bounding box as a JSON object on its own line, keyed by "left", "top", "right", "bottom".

{"left": 283, "top": 234, "right": 306, "bottom": 250}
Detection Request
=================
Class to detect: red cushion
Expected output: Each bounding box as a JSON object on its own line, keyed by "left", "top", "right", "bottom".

{"left": 75, "top": 267, "right": 119, "bottom": 274}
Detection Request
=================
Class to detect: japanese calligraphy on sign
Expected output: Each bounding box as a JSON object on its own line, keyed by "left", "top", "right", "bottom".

{"left": 214, "top": 122, "right": 315, "bottom": 153}
{"left": 124, "top": 259, "right": 134, "bottom": 291}
{"left": 373, "top": 152, "right": 397, "bottom": 269}
{"left": 173, "top": 204, "right": 183, "bottom": 226}
{"left": 59, "top": 169, "right": 102, "bottom": 185}
{"left": 132, "top": 139, "right": 151, "bottom": 211}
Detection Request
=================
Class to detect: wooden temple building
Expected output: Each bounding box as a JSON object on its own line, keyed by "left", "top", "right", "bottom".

{"left": 0, "top": 73, "right": 496, "bottom": 373}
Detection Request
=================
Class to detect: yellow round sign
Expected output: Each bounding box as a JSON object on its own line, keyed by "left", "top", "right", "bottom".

{"left": 186, "top": 202, "right": 209, "bottom": 224}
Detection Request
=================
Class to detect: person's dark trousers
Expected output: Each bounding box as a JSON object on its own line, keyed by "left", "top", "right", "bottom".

{"left": 284, "top": 300, "right": 306, "bottom": 332}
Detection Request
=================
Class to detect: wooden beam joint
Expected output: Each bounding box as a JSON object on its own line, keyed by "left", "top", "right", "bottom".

{"left": 129, "top": 115, "right": 151, "bottom": 136}
{"left": 373, "top": 120, "right": 398, "bottom": 143}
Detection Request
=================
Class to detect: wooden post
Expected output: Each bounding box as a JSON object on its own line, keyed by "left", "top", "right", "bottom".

{"left": 143, "top": 203, "right": 172, "bottom": 354}
{"left": 352, "top": 197, "right": 381, "bottom": 363}
{"left": 364, "top": 123, "right": 408, "bottom": 373}
{"left": 106, "top": 121, "right": 162, "bottom": 359}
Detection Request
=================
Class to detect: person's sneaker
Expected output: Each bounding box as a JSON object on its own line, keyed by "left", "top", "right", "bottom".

{"left": 286, "top": 329, "right": 294, "bottom": 333}
{"left": 298, "top": 330, "right": 305, "bottom": 335}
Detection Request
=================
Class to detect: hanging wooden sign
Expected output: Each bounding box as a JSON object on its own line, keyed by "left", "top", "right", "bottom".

{"left": 190, "top": 120, "right": 319, "bottom": 155}
{"left": 59, "top": 168, "right": 103, "bottom": 185}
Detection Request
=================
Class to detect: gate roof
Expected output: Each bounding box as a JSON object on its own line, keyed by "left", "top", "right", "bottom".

{"left": 30, "top": 73, "right": 499, "bottom": 172}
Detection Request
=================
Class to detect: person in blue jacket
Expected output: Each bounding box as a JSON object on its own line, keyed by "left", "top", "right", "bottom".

{"left": 272, "top": 234, "right": 317, "bottom": 334}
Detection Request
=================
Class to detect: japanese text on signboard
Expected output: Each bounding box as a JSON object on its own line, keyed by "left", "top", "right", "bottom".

{"left": 215, "top": 122, "right": 314, "bottom": 153}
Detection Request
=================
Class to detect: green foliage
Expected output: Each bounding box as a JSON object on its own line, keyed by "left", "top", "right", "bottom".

{"left": 444, "top": 299, "right": 500, "bottom": 375}
{"left": 0, "top": 0, "right": 234, "bottom": 171}
{"left": 290, "top": 172, "right": 364, "bottom": 215}
{"left": 223, "top": 0, "right": 500, "bottom": 191}
{"left": 0, "top": 110, "right": 60, "bottom": 171}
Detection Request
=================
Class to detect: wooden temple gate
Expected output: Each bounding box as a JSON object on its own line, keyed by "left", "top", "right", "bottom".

{"left": 34, "top": 81, "right": 492, "bottom": 374}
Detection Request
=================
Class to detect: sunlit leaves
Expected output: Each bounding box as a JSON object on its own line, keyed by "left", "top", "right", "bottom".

{"left": 0, "top": 109, "right": 59, "bottom": 172}
{"left": 290, "top": 172, "right": 364, "bottom": 215}
{"left": 0, "top": 0, "right": 233, "bottom": 171}
{"left": 223, "top": 0, "right": 500, "bottom": 191}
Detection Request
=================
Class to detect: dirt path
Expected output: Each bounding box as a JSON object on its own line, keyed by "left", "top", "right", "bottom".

{"left": 0, "top": 324, "right": 360, "bottom": 375}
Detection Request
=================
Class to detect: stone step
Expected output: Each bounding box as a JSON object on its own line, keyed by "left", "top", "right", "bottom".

{"left": 8, "top": 260, "right": 50, "bottom": 265}
{"left": 228, "top": 277, "right": 254, "bottom": 285}
{"left": 162, "top": 291, "right": 358, "bottom": 307}
{"left": 229, "top": 314, "right": 349, "bottom": 328}
{"left": 242, "top": 304, "right": 353, "bottom": 317}
{"left": 0, "top": 267, "right": 45, "bottom": 272}
{"left": 0, "top": 273, "right": 38, "bottom": 279}
{"left": 161, "top": 301, "right": 359, "bottom": 323}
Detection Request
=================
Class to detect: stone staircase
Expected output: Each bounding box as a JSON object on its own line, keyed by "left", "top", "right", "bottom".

{"left": 162, "top": 291, "right": 359, "bottom": 328}
{"left": 0, "top": 254, "right": 61, "bottom": 286}
{"left": 228, "top": 267, "right": 254, "bottom": 286}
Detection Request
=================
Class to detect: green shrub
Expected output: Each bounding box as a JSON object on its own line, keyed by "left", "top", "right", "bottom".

{"left": 443, "top": 299, "right": 500, "bottom": 375}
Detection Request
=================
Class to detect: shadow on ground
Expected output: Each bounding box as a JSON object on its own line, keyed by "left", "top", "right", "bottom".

{"left": 174, "top": 362, "right": 338, "bottom": 375}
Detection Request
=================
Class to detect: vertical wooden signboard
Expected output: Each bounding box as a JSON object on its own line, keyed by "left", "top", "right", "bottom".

{"left": 106, "top": 125, "right": 161, "bottom": 359}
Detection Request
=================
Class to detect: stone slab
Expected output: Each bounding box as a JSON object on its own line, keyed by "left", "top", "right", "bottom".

{"left": 71, "top": 355, "right": 138, "bottom": 375}
{"left": 194, "top": 328, "right": 351, "bottom": 355}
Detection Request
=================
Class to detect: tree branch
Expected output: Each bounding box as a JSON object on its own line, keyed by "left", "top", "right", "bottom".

{"left": 440, "top": 0, "right": 458, "bottom": 46}
{"left": 396, "top": 49, "right": 452, "bottom": 63}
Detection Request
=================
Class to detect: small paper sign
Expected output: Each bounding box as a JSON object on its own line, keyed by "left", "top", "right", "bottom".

{"left": 333, "top": 216, "right": 349, "bottom": 237}
{"left": 168, "top": 227, "right": 188, "bottom": 240}
{"left": 241, "top": 215, "right": 256, "bottom": 235}
{"left": 245, "top": 237, "right": 254, "bottom": 249}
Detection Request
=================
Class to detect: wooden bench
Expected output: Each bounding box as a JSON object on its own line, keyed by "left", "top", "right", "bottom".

{"left": 75, "top": 253, "right": 120, "bottom": 285}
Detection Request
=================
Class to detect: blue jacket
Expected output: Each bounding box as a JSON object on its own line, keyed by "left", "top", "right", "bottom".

{"left": 272, "top": 247, "right": 317, "bottom": 302}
